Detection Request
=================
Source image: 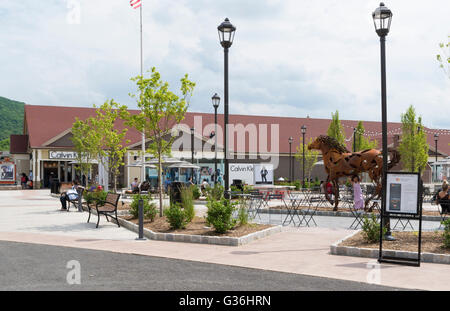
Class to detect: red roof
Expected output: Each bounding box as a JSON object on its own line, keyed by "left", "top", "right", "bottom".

{"left": 24, "top": 105, "right": 450, "bottom": 156}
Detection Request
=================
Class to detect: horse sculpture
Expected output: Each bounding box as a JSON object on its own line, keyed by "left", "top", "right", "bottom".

{"left": 308, "top": 135, "right": 400, "bottom": 211}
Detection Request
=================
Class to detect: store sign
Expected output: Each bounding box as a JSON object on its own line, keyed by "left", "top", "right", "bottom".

{"left": 385, "top": 172, "right": 420, "bottom": 215}
{"left": 229, "top": 164, "right": 254, "bottom": 185}
{"left": 49, "top": 151, "right": 78, "bottom": 160}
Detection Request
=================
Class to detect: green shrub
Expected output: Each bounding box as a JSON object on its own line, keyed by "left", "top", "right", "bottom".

{"left": 192, "top": 185, "right": 201, "bottom": 200}
{"left": 129, "top": 193, "right": 157, "bottom": 222}
{"left": 293, "top": 180, "right": 301, "bottom": 191}
{"left": 442, "top": 219, "right": 450, "bottom": 249}
{"left": 205, "top": 184, "right": 224, "bottom": 201}
{"left": 206, "top": 198, "right": 237, "bottom": 234}
{"left": 181, "top": 186, "right": 195, "bottom": 223}
{"left": 243, "top": 185, "right": 254, "bottom": 194}
{"left": 237, "top": 207, "right": 249, "bottom": 226}
{"left": 83, "top": 190, "right": 108, "bottom": 206}
{"left": 361, "top": 213, "right": 386, "bottom": 243}
{"left": 164, "top": 204, "right": 188, "bottom": 229}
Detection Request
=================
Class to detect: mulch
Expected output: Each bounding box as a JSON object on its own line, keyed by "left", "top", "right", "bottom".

{"left": 340, "top": 231, "right": 450, "bottom": 255}
{"left": 120, "top": 215, "right": 272, "bottom": 237}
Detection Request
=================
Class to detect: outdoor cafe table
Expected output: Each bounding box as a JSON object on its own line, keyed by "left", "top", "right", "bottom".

{"left": 282, "top": 193, "right": 303, "bottom": 227}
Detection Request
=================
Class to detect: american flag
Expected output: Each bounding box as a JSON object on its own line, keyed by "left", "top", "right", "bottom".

{"left": 130, "top": 0, "right": 141, "bottom": 9}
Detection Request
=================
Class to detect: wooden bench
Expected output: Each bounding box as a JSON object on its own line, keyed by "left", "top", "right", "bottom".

{"left": 87, "top": 193, "right": 121, "bottom": 228}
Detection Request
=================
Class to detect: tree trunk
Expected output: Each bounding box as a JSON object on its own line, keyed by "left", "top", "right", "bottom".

{"left": 158, "top": 153, "right": 163, "bottom": 217}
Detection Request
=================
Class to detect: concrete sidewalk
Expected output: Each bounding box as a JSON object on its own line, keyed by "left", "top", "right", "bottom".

{"left": 0, "top": 190, "right": 449, "bottom": 291}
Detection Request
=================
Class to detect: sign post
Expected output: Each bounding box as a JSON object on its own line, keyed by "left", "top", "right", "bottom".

{"left": 378, "top": 172, "right": 423, "bottom": 267}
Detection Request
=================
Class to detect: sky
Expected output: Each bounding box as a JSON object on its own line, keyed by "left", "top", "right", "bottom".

{"left": 0, "top": 0, "right": 449, "bottom": 129}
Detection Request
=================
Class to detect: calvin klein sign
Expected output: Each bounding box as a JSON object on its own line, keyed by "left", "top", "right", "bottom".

{"left": 49, "top": 151, "right": 78, "bottom": 160}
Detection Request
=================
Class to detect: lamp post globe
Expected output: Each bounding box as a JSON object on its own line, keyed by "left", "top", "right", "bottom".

{"left": 218, "top": 18, "right": 236, "bottom": 198}
{"left": 212, "top": 93, "right": 221, "bottom": 184}
{"left": 218, "top": 18, "right": 236, "bottom": 48}
{"left": 372, "top": 2, "right": 393, "bottom": 37}
{"left": 373, "top": 2, "right": 394, "bottom": 241}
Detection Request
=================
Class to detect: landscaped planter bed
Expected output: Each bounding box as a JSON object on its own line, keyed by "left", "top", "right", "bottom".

{"left": 330, "top": 230, "right": 450, "bottom": 264}
{"left": 117, "top": 215, "right": 281, "bottom": 246}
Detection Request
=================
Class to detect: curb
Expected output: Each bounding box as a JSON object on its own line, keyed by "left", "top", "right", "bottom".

{"left": 117, "top": 217, "right": 282, "bottom": 247}
{"left": 330, "top": 230, "right": 450, "bottom": 265}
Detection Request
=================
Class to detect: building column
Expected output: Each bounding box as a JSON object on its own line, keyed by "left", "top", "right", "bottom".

{"left": 64, "top": 161, "right": 68, "bottom": 182}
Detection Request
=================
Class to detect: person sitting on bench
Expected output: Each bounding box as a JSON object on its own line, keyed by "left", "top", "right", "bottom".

{"left": 437, "top": 181, "right": 450, "bottom": 213}
{"left": 60, "top": 180, "right": 80, "bottom": 211}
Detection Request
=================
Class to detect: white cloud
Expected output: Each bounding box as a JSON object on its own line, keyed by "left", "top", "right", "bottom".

{"left": 0, "top": 0, "right": 448, "bottom": 129}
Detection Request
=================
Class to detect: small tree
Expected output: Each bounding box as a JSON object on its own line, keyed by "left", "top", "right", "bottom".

{"left": 92, "top": 100, "right": 130, "bottom": 193}
{"left": 353, "top": 121, "right": 378, "bottom": 152}
{"left": 398, "top": 105, "right": 429, "bottom": 173}
{"left": 436, "top": 36, "right": 450, "bottom": 79}
{"left": 295, "top": 137, "right": 319, "bottom": 183}
{"left": 126, "top": 67, "right": 195, "bottom": 216}
{"left": 71, "top": 117, "right": 101, "bottom": 187}
{"left": 327, "top": 111, "right": 346, "bottom": 145}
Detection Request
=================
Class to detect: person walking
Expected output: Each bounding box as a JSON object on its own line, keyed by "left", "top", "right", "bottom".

{"left": 20, "top": 173, "right": 28, "bottom": 189}
{"left": 351, "top": 175, "right": 364, "bottom": 211}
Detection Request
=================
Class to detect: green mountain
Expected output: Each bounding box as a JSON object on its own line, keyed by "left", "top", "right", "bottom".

{"left": 0, "top": 96, "right": 25, "bottom": 150}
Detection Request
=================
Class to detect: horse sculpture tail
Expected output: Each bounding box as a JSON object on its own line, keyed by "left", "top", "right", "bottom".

{"left": 387, "top": 148, "right": 401, "bottom": 170}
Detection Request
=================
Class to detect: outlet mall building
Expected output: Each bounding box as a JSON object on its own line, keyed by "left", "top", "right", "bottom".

{"left": 6, "top": 105, "right": 450, "bottom": 189}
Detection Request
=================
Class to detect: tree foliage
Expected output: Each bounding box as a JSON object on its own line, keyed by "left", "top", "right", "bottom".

{"left": 71, "top": 117, "right": 101, "bottom": 187}
{"left": 398, "top": 105, "right": 429, "bottom": 173}
{"left": 92, "top": 100, "right": 130, "bottom": 193}
{"left": 0, "top": 96, "right": 25, "bottom": 149}
{"left": 125, "top": 67, "right": 195, "bottom": 216}
{"left": 437, "top": 36, "right": 450, "bottom": 79}
{"left": 353, "top": 121, "right": 378, "bottom": 152}
{"left": 327, "top": 111, "right": 346, "bottom": 145}
{"left": 295, "top": 137, "right": 319, "bottom": 182}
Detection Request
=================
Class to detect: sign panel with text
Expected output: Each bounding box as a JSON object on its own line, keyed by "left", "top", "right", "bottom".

{"left": 385, "top": 172, "right": 420, "bottom": 215}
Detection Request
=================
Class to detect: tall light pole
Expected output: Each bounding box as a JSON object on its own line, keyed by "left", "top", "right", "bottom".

{"left": 212, "top": 93, "right": 221, "bottom": 184}
{"left": 190, "top": 128, "right": 195, "bottom": 164}
{"left": 373, "top": 2, "right": 394, "bottom": 241}
{"left": 353, "top": 127, "right": 357, "bottom": 152}
{"left": 301, "top": 125, "right": 307, "bottom": 187}
{"left": 434, "top": 133, "right": 439, "bottom": 182}
{"left": 218, "top": 18, "right": 236, "bottom": 197}
{"left": 288, "top": 137, "right": 293, "bottom": 182}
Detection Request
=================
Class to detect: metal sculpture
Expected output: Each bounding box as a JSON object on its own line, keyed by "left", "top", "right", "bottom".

{"left": 308, "top": 135, "right": 400, "bottom": 211}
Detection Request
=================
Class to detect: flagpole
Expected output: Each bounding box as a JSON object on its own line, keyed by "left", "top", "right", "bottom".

{"left": 140, "top": 2, "right": 146, "bottom": 185}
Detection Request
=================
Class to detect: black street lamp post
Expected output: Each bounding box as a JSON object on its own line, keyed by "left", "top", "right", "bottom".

{"left": 218, "top": 18, "right": 236, "bottom": 197}
{"left": 434, "top": 134, "right": 439, "bottom": 182}
{"left": 373, "top": 2, "right": 394, "bottom": 241}
{"left": 190, "top": 128, "right": 195, "bottom": 164}
{"left": 288, "top": 137, "right": 293, "bottom": 182}
{"left": 353, "top": 127, "right": 357, "bottom": 152}
{"left": 301, "top": 125, "right": 307, "bottom": 187}
{"left": 212, "top": 93, "right": 221, "bottom": 184}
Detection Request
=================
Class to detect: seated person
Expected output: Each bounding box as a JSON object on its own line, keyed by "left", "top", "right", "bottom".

{"left": 125, "top": 178, "right": 140, "bottom": 194}
{"left": 60, "top": 181, "right": 80, "bottom": 211}
{"left": 437, "top": 181, "right": 450, "bottom": 214}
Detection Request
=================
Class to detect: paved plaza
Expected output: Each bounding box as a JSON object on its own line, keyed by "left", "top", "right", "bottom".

{"left": 0, "top": 190, "right": 449, "bottom": 291}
